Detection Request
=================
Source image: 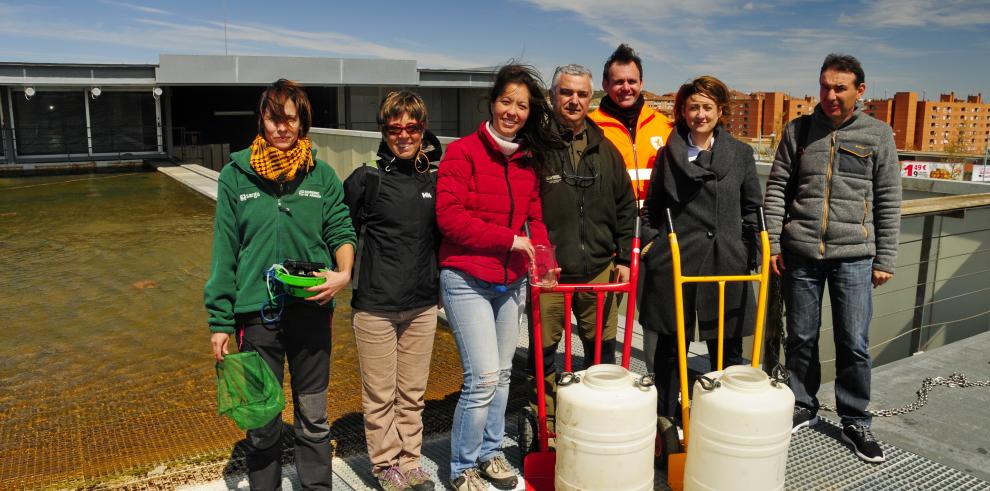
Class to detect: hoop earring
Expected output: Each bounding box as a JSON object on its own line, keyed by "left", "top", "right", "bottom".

{"left": 414, "top": 148, "right": 429, "bottom": 174}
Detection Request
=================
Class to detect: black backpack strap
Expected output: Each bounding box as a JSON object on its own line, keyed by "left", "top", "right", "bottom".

{"left": 351, "top": 162, "right": 382, "bottom": 291}
{"left": 784, "top": 115, "right": 812, "bottom": 215}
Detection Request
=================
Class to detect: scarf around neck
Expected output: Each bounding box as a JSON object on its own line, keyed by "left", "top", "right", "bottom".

{"left": 599, "top": 95, "right": 646, "bottom": 138}
{"left": 249, "top": 135, "right": 314, "bottom": 182}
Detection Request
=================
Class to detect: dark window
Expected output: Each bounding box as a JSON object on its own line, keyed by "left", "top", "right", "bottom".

{"left": 89, "top": 92, "right": 158, "bottom": 153}
{"left": 1, "top": 93, "right": 5, "bottom": 160}
{"left": 12, "top": 91, "right": 88, "bottom": 156}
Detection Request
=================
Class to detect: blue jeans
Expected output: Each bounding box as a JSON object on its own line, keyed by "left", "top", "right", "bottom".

{"left": 440, "top": 268, "right": 525, "bottom": 478}
{"left": 783, "top": 253, "right": 874, "bottom": 427}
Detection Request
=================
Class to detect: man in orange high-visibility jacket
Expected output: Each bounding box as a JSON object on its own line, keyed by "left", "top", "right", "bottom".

{"left": 589, "top": 43, "right": 672, "bottom": 210}
{"left": 589, "top": 43, "right": 672, "bottom": 372}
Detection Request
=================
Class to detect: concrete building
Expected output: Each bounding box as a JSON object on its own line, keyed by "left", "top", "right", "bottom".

{"left": 0, "top": 55, "right": 494, "bottom": 165}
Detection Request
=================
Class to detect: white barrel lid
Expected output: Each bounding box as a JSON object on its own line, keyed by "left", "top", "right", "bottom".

{"left": 582, "top": 364, "right": 632, "bottom": 390}
{"left": 719, "top": 365, "right": 771, "bottom": 392}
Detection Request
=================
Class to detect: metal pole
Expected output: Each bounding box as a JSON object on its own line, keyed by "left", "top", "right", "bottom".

{"left": 981, "top": 137, "right": 988, "bottom": 182}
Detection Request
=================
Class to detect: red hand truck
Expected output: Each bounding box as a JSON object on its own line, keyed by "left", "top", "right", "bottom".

{"left": 521, "top": 217, "right": 643, "bottom": 491}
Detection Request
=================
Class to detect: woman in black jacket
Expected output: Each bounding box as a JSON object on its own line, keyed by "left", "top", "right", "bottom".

{"left": 641, "top": 75, "right": 763, "bottom": 420}
{"left": 343, "top": 90, "right": 441, "bottom": 491}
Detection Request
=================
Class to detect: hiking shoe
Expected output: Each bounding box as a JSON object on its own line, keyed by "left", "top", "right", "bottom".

{"left": 403, "top": 466, "right": 435, "bottom": 491}
{"left": 373, "top": 466, "right": 411, "bottom": 491}
{"left": 792, "top": 406, "right": 820, "bottom": 433}
{"left": 479, "top": 455, "right": 518, "bottom": 490}
{"left": 450, "top": 468, "right": 488, "bottom": 491}
{"left": 842, "top": 424, "right": 886, "bottom": 463}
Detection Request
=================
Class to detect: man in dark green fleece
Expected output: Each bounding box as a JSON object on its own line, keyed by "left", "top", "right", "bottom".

{"left": 764, "top": 54, "right": 901, "bottom": 465}
{"left": 204, "top": 79, "right": 355, "bottom": 489}
{"left": 530, "top": 64, "right": 637, "bottom": 430}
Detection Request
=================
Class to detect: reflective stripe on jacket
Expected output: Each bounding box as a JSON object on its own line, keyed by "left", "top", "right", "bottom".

{"left": 589, "top": 105, "right": 673, "bottom": 204}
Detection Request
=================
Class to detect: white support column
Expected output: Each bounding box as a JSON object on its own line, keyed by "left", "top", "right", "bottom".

{"left": 83, "top": 89, "right": 94, "bottom": 156}
{"left": 155, "top": 91, "right": 163, "bottom": 152}
{"left": 6, "top": 88, "right": 17, "bottom": 156}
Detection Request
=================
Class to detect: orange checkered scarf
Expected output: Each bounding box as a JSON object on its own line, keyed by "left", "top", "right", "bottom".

{"left": 249, "top": 135, "right": 314, "bottom": 182}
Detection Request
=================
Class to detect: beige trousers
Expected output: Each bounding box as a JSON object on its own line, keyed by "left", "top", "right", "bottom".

{"left": 352, "top": 305, "right": 438, "bottom": 473}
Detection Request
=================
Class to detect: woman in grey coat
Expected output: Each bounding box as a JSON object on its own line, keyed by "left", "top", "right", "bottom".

{"left": 641, "top": 75, "right": 763, "bottom": 419}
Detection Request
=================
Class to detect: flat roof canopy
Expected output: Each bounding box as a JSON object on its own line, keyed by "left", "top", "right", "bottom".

{"left": 0, "top": 55, "right": 494, "bottom": 89}
{"left": 0, "top": 62, "right": 156, "bottom": 87}
{"left": 156, "top": 54, "right": 419, "bottom": 86}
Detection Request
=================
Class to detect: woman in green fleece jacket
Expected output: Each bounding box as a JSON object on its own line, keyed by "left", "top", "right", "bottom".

{"left": 204, "top": 79, "right": 356, "bottom": 489}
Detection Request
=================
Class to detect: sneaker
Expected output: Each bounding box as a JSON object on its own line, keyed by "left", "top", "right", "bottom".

{"left": 478, "top": 455, "right": 518, "bottom": 490}
{"left": 842, "top": 424, "right": 886, "bottom": 463}
{"left": 792, "top": 406, "right": 820, "bottom": 434}
{"left": 450, "top": 468, "right": 489, "bottom": 491}
{"left": 403, "top": 466, "right": 435, "bottom": 491}
{"left": 373, "top": 466, "right": 411, "bottom": 491}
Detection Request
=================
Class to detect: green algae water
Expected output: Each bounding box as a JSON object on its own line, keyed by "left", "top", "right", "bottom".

{"left": 0, "top": 171, "right": 463, "bottom": 489}
{"left": 0, "top": 172, "right": 227, "bottom": 488}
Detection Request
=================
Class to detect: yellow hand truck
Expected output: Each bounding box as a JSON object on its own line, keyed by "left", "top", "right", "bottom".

{"left": 660, "top": 207, "right": 772, "bottom": 491}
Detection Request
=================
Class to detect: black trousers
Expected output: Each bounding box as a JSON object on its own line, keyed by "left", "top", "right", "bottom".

{"left": 236, "top": 303, "right": 333, "bottom": 490}
{"left": 653, "top": 333, "right": 743, "bottom": 420}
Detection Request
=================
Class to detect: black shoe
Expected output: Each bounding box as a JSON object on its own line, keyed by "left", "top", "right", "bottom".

{"left": 842, "top": 424, "right": 886, "bottom": 463}
{"left": 792, "top": 406, "right": 820, "bottom": 434}
{"left": 478, "top": 455, "right": 518, "bottom": 490}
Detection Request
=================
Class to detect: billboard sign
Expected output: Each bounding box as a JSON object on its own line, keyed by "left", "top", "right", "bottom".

{"left": 972, "top": 165, "right": 990, "bottom": 182}
{"left": 901, "top": 161, "right": 963, "bottom": 180}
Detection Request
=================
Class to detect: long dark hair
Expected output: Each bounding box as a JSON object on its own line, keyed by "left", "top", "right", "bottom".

{"left": 488, "top": 63, "right": 556, "bottom": 173}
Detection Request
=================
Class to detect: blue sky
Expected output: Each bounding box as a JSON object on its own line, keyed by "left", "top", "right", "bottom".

{"left": 1, "top": 0, "right": 988, "bottom": 99}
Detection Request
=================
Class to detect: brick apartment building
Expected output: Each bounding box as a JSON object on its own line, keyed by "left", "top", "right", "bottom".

{"left": 864, "top": 92, "right": 990, "bottom": 154}
{"left": 644, "top": 90, "right": 675, "bottom": 118}
{"left": 723, "top": 91, "right": 817, "bottom": 140}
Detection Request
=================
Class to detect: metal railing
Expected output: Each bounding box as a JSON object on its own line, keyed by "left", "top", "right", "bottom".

{"left": 762, "top": 193, "right": 990, "bottom": 377}
{"left": 0, "top": 124, "right": 163, "bottom": 163}
{"left": 308, "top": 127, "right": 457, "bottom": 180}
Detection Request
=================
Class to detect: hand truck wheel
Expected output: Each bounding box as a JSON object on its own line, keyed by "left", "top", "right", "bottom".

{"left": 515, "top": 406, "right": 539, "bottom": 461}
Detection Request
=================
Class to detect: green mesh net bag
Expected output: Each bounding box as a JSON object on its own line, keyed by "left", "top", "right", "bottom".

{"left": 216, "top": 351, "right": 285, "bottom": 430}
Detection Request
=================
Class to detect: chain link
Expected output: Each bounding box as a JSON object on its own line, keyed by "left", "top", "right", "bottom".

{"left": 819, "top": 372, "right": 990, "bottom": 417}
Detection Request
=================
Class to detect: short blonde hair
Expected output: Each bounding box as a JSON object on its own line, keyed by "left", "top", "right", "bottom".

{"left": 377, "top": 90, "right": 428, "bottom": 129}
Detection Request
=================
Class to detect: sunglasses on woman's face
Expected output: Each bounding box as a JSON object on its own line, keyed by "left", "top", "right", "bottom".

{"left": 385, "top": 122, "right": 425, "bottom": 136}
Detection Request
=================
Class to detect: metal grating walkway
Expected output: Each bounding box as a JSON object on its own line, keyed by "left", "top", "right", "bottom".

{"left": 185, "top": 317, "right": 990, "bottom": 490}
{"left": 326, "top": 318, "right": 990, "bottom": 491}
{"left": 328, "top": 416, "right": 990, "bottom": 491}
{"left": 786, "top": 418, "right": 990, "bottom": 490}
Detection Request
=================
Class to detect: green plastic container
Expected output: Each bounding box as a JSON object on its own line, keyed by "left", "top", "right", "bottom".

{"left": 274, "top": 269, "right": 327, "bottom": 298}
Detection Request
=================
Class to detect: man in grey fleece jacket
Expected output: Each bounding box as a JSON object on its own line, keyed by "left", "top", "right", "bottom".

{"left": 764, "top": 53, "right": 902, "bottom": 464}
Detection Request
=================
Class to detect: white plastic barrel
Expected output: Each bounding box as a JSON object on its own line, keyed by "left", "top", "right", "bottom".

{"left": 555, "top": 364, "right": 657, "bottom": 491}
{"left": 684, "top": 365, "right": 795, "bottom": 491}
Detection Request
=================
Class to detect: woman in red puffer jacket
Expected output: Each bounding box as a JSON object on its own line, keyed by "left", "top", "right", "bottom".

{"left": 436, "top": 64, "right": 555, "bottom": 491}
